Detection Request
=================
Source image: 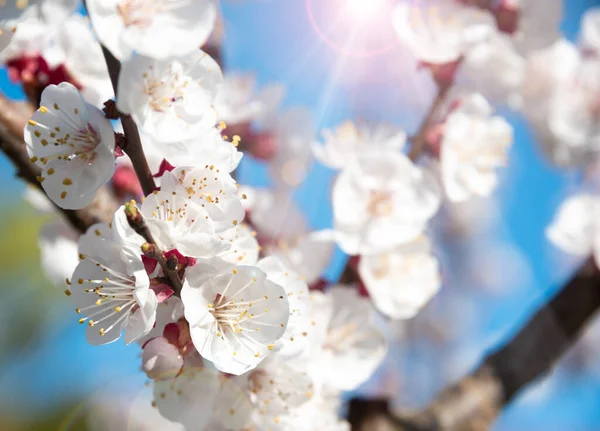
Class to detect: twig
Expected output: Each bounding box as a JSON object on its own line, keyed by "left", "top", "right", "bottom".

{"left": 99, "top": 44, "right": 157, "bottom": 196}
{"left": 348, "top": 260, "right": 600, "bottom": 431}
{"left": 124, "top": 201, "right": 184, "bottom": 295}
{"left": 408, "top": 85, "right": 451, "bottom": 161}
{"left": 0, "top": 94, "right": 115, "bottom": 232}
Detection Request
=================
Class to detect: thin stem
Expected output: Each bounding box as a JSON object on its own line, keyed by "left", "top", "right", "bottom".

{"left": 99, "top": 44, "right": 157, "bottom": 196}
{"left": 125, "top": 202, "right": 184, "bottom": 295}
{"left": 408, "top": 85, "right": 451, "bottom": 162}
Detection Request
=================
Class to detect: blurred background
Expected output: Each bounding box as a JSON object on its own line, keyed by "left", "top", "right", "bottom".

{"left": 1, "top": 0, "right": 600, "bottom": 430}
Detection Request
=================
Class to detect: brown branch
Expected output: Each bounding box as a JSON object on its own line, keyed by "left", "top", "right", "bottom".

{"left": 0, "top": 95, "right": 116, "bottom": 233}
{"left": 408, "top": 85, "right": 451, "bottom": 162}
{"left": 99, "top": 44, "right": 157, "bottom": 196}
{"left": 124, "top": 201, "right": 184, "bottom": 295}
{"left": 349, "top": 260, "right": 600, "bottom": 431}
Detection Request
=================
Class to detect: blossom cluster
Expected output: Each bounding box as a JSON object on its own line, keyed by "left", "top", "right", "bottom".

{"left": 2, "top": 0, "right": 596, "bottom": 429}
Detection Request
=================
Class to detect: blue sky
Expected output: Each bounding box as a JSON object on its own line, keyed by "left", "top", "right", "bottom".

{"left": 0, "top": 0, "right": 599, "bottom": 428}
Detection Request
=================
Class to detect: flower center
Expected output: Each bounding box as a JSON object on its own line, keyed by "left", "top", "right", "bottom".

{"left": 143, "top": 64, "right": 190, "bottom": 112}
{"left": 117, "top": 0, "right": 162, "bottom": 27}
{"left": 367, "top": 191, "right": 393, "bottom": 217}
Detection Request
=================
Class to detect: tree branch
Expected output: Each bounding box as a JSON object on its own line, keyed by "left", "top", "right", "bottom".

{"left": 124, "top": 201, "right": 184, "bottom": 295}
{"left": 0, "top": 94, "right": 116, "bottom": 233}
{"left": 349, "top": 260, "right": 600, "bottom": 431}
{"left": 99, "top": 45, "right": 157, "bottom": 196}
{"left": 408, "top": 85, "right": 450, "bottom": 162}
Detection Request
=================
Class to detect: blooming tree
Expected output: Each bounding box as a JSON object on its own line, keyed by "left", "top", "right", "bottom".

{"left": 0, "top": 0, "right": 599, "bottom": 430}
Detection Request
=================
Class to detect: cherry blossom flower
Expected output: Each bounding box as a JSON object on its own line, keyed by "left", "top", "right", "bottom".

{"left": 257, "top": 256, "right": 313, "bottom": 358}
{"left": 161, "top": 165, "right": 245, "bottom": 232}
{"left": 359, "top": 236, "right": 442, "bottom": 319}
{"left": 546, "top": 194, "right": 600, "bottom": 257}
{"left": 117, "top": 51, "right": 223, "bottom": 143}
{"left": 87, "top": 0, "right": 216, "bottom": 61}
{"left": 580, "top": 7, "right": 600, "bottom": 56}
{"left": 310, "top": 287, "right": 387, "bottom": 392}
{"left": 181, "top": 264, "right": 290, "bottom": 375}
{"left": 215, "top": 73, "right": 285, "bottom": 126}
{"left": 332, "top": 151, "right": 440, "bottom": 255}
{"left": 38, "top": 220, "right": 79, "bottom": 289}
{"left": 313, "top": 121, "right": 406, "bottom": 170}
{"left": 55, "top": 15, "right": 113, "bottom": 106}
{"left": 70, "top": 215, "right": 156, "bottom": 346}
{"left": 277, "top": 391, "right": 350, "bottom": 431}
{"left": 264, "top": 230, "right": 335, "bottom": 285}
{"left": 500, "top": 0, "right": 562, "bottom": 55}
{"left": 138, "top": 184, "right": 230, "bottom": 259}
{"left": 392, "top": 0, "right": 495, "bottom": 64}
{"left": 233, "top": 356, "right": 314, "bottom": 429}
{"left": 456, "top": 33, "right": 525, "bottom": 107}
{"left": 244, "top": 187, "right": 309, "bottom": 242}
{"left": 266, "top": 107, "right": 315, "bottom": 188}
{"left": 153, "top": 358, "right": 224, "bottom": 431}
{"left": 440, "top": 93, "right": 513, "bottom": 202}
{"left": 197, "top": 223, "right": 260, "bottom": 272}
{"left": 142, "top": 335, "right": 184, "bottom": 381}
{"left": 24, "top": 82, "right": 116, "bottom": 209}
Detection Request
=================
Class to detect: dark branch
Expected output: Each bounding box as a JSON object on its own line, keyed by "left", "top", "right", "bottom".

{"left": 124, "top": 201, "right": 184, "bottom": 295}
{"left": 408, "top": 85, "right": 450, "bottom": 162}
{"left": 99, "top": 44, "right": 157, "bottom": 196}
{"left": 349, "top": 260, "right": 600, "bottom": 431}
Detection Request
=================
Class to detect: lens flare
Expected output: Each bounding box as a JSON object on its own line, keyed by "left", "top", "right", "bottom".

{"left": 306, "top": 0, "right": 398, "bottom": 57}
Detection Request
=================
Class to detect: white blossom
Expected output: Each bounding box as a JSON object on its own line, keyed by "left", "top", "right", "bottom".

{"left": 581, "top": 7, "right": 600, "bottom": 56}
{"left": 267, "top": 107, "right": 315, "bottom": 188}
{"left": 70, "top": 211, "right": 156, "bottom": 345}
{"left": 215, "top": 73, "right": 285, "bottom": 125}
{"left": 392, "top": 0, "right": 495, "bottom": 64}
{"left": 456, "top": 33, "right": 525, "bottom": 107}
{"left": 38, "top": 220, "right": 79, "bottom": 289}
{"left": 264, "top": 230, "right": 335, "bottom": 285}
{"left": 117, "top": 51, "right": 222, "bottom": 143}
{"left": 546, "top": 194, "right": 600, "bottom": 257}
{"left": 181, "top": 264, "right": 290, "bottom": 375}
{"left": 440, "top": 93, "right": 513, "bottom": 202}
{"left": 359, "top": 236, "right": 441, "bottom": 319}
{"left": 87, "top": 0, "right": 216, "bottom": 61}
{"left": 160, "top": 165, "right": 245, "bottom": 232}
{"left": 313, "top": 121, "right": 406, "bottom": 170}
{"left": 310, "top": 287, "right": 387, "bottom": 392}
{"left": 144, "top": 127, "right": 243, "bottom": 173}
{"left": 142, "top": 335, "right": 184, "bottom": 381}
{"left": 24, "top": 82, "right": 116, "bottom": 209}
{"left": 153, "top": 359, "right": 224, "bottom": 431}
{"left": 332, "top": 151, "right": 440, "bottom": 255}
{"left": 55, "top": 15, "right": 113, "bottom": 106}
{"left": 507, "top": 0, "right": 562, "bottom": 55}
{"left": 257, "top": 256, "right": 313, "bottom": 358}
{"left": 139, "top": 184, "right": 230, "bottom": 259}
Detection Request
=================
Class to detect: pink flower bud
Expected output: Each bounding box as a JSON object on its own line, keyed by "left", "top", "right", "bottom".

{"left": 142, "top": 336, "right": 183, "bottom": 381}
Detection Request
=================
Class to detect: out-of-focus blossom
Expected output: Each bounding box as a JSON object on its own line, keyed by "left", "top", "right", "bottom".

{"left": 313, "top": 121, "right": 406, "bottom": 170}
{"left": 580, "top": 7, "right": 600, "bottom": 56}
{"left": 87, "top": 0, "right": 216, "bottom": 61}
{"left": 546, "top": 194, "right": 600, "bottom": 257}
{"left": 215, "top": 73, "right": 284, "bottom": 126}
{"left": 332, "top": 151, "right": 440, "bottom": 255}
{"left": 117, "top": 51, "right": 222, "bottom": 143}
{"left": 266, "top": 107, "right": 315, "bottom": 188}
{"left": 24, "top": 82, "right": 116, "bottom": 209}
{"left": 359, "top": 236, "right": 441, "bottom": 319}
{"left": 38, "top": 220, "right": 79, "bottom": 289}
{"left": 309, "top": 287, "right": 387, "bottom": 392}
{"left": 392, "top": 0, "right": 495, "bottom": 64}
{"left": 440, "top": 93, "right": 513, "bottom": 202}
